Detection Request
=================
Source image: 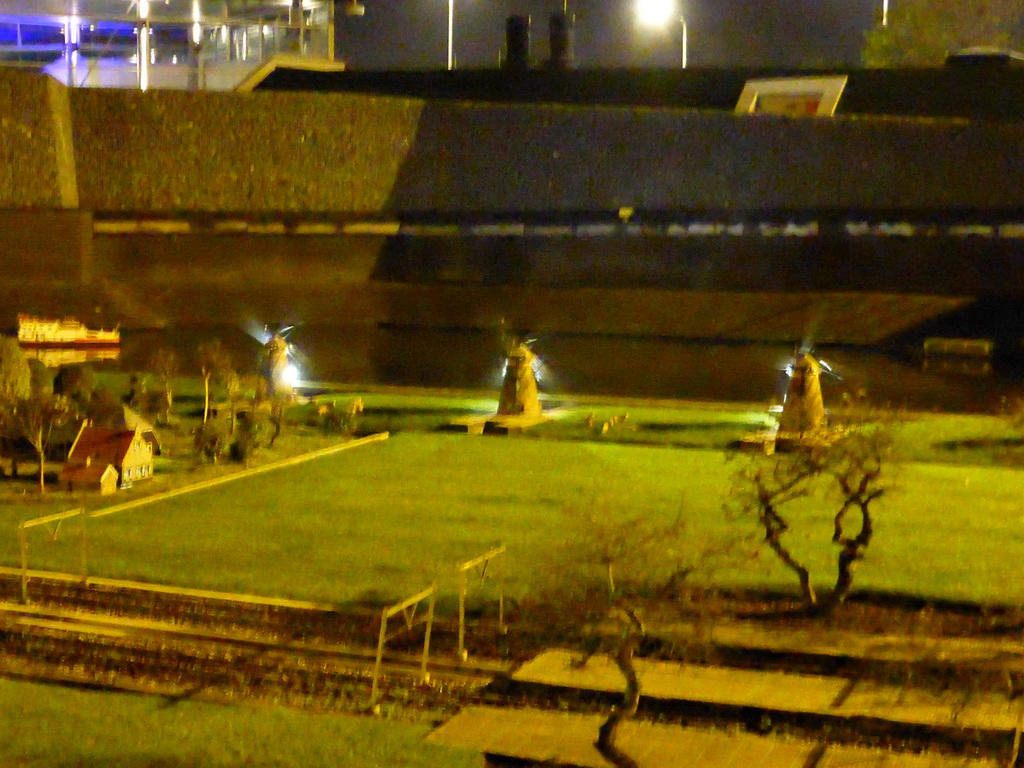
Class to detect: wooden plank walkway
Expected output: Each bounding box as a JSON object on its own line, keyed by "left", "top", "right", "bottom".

{"left": 427, "top": 706, "right": 996, "bottom": 768}
{"left": 512, "top": 650, "right": 1024, "bottom": 733}
{"left": 427, "top": 706, "right": 815, "bottom": 768}
{"left": 670, "top": 621, "right": 1024, "bottom": 671}
{"left": 514, "top": 650, "right": 848, "bottom": 712}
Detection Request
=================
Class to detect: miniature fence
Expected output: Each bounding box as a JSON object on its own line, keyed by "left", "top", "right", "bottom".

{"left": 456, "top": 544, "right": 506, "bottom": 661}
{"left": 18, "top": 507, "right": 88, "bottom": 603}
{"left": 371, "top": 583, "right": 436, "bottom": 704}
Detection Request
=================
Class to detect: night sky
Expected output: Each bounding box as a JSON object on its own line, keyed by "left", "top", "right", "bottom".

{"left": 335, "top": 0, "right": 880, "bottom": 70}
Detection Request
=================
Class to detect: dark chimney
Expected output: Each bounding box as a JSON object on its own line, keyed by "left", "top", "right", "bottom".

{"left": 504, "top": 15, "right": 531, "bottom": 71}
{"left": 547, "top": 12, "right": 575, "bottom": 69}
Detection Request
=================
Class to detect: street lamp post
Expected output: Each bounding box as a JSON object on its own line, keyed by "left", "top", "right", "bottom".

{"left": 637, "top": 0, "right": 688, "bottom": 69}
{"left": 680, "top": 16, "right": 687, "bottom": 69}
{"left": 138, "top": 0, "right": 150, "bottom": 90}
{"left": 447, "top": 0, "right": 454, "bottom": 69}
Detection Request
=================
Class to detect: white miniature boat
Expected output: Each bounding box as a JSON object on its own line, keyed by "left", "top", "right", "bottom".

{"left": 17, "top": 314, "right": 120, "bottom": 347}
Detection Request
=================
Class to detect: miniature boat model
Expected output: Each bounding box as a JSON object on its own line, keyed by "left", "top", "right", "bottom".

{"left": 17, "top": 314, "right": 120, "bottom": 347}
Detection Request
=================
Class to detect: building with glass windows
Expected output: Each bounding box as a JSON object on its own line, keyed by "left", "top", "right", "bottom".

{"left": 0, "top": 0, "right": 346, "bottom": 90}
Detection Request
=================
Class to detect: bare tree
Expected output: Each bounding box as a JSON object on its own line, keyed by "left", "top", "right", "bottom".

{"left": 224, "top": 371, "right": 243, "bottom": 436}
{"left": 198, "top": 340, "right": 232, "bottom": 425}
{"left": 731, "top": 408, "right": 898, "bottom": 615}
{"left": 528, "top": 503, "right": 733, "bottom": 768}
{"left": 9, "top": 394, "right": 76, "bottom": 492}
{"left": 267, "top": 395, "right": 288, "bottom": 447}
{"left": 148, "top": 347, "right": 178, "bottom": 425}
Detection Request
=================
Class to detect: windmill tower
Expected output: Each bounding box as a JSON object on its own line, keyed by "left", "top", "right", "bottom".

{"left": 263, "top": 333, "right": 293, "bottom": 398}
{"left": 497, "top": 338, "right": 541, "bottom": 418}
{"left": 778, "top": 352, "right": 825, "bottom": 434}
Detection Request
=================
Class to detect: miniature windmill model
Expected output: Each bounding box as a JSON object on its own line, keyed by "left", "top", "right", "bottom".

{"left": 778, "top": 352, "right": 825, "bottom": 434}
{"left": 263, "top": 332, "right": 293, "bottom": 398}
{"left": 497, "top": 337, "right": 541, "bottom": 418}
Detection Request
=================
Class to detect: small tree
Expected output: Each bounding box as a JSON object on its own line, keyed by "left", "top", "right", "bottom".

{"left": 267, "top": 395, "right": 288, "bottom": 447}
{"left": 27, "top": 359, "right": 53, "bottom": 397}
{"left": 148, "top": 347, "right": 178, "bottom": 425}
{"left": 528, "top": 503, "right": 731, "bottom": 768}
{"left": 231, "top": 409, "right": 271, "bottom": 464}
{"left": 862, "top": 0, "right": 1023, "bottom": 66}
{"left": 9, "top": 394, "right": 76, "bottom": 492}
{"left": 198, "top": 340, "right": 232, "bottom": 425}
{"left": 124, "top": 373, "right": 147, "bottom": 411}
{"left": 315, "top": 398, "right": 363, "bottom": 436}
{"left": 86, "top": 386, "right": 124, "bottom": 428}
{"left": 223, "top": 371, "right": 246, "bottom": 436}
{"left": 0, "top": 337, "right": 30, "bottom": 404}
{"left": 54, "top": 364, "right": 94, "bottom": 403}
{"left": 193, "top": 419, "right": 227, "bottom": 464}
{"left": 731, "top": 407, "right": 898, "bottom": 615}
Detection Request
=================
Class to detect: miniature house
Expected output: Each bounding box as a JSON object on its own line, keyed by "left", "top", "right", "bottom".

{"left": 117, "top": 406, "right": 162, "bottom": 455}
{"left": 60, "top": 460, "right": 120, "bottom": 495}
{"left": 60, "top": 423, "right": 155, "bottom": 493}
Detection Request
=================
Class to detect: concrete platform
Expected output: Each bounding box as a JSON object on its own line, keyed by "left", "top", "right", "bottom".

{"left": 427, "top": 706, "right": 996, "bottom": 768}
{"left": 427, "top": 706, "right": 815, "bottom": 768}
{"left": 448, "top": 408, "right": 569, "bottom": 435}
{"left": 512, "top": 650, "right": 1024, "bottom": 733}
{"left": 677, "top": 621, "right": 1024, "bottom": 671}
{"left": 514, "top": 649, "right": 849, "bottom": 713}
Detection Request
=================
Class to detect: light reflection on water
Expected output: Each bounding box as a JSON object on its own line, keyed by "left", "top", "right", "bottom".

{"left": 109, "top": 325, "right": 1023, "bottom": 414}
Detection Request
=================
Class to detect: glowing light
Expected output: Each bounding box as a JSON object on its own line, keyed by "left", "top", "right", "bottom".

{"left": 819, "top": 359, "right": 833, "bottom": 372}
{"left": 139, "top": 26, "right": 150, "bottom": 90}
{"left": 282, "top": 364, "right": 300, "bottom": 387}
{"left": 636, "top": 0, "right": 675, "bottom": 28}
{"left": 139, "top": 0, "right": 150, "bottom": 19}
{"left": 636, "top": 0, "right": 687, "bottom": 68}
{"left": 447, "top": 0, "right": 454, "bottom": 70}
{"left": 192, "top": 0, "right": 202, "bottom": 44}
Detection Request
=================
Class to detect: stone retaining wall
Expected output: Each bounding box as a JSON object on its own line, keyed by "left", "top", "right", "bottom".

{"left": 2, "top": 68, "right": 1024, "bottom": 215}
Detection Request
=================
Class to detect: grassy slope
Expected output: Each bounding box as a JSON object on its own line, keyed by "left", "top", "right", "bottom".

{"left": 0, "top": 679, "right": 481, "bottom": 768}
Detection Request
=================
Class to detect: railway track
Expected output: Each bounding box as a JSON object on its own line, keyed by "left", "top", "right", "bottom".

{"left": 2, "top": 572, "right": 1019, "bottom": 763}
{"left": 0, "top": 600, "right": 504, "bottom": 715}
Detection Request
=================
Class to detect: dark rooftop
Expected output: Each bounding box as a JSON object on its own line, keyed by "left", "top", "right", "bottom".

{"left": 253, "top": 65, "right": 1024, "bottom": 122}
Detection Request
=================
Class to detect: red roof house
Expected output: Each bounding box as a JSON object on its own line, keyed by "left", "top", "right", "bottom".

{"left": 59, "top": 423, "right": 155, "bottom": 494}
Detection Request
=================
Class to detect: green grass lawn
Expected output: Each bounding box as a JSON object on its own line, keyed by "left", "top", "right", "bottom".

{"left": 5, "top": 420, "right": 1024, "bottom": 608}
{"left": 3, "top": 434, "right": 736, "bottom": 606}
{"left": 0, "top": 679, "right": 481, "bottom": 768}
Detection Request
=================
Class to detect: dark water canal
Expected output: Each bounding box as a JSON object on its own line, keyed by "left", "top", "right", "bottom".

{"left": 93, "top": 325, "right": 1023, "bottom": 414}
